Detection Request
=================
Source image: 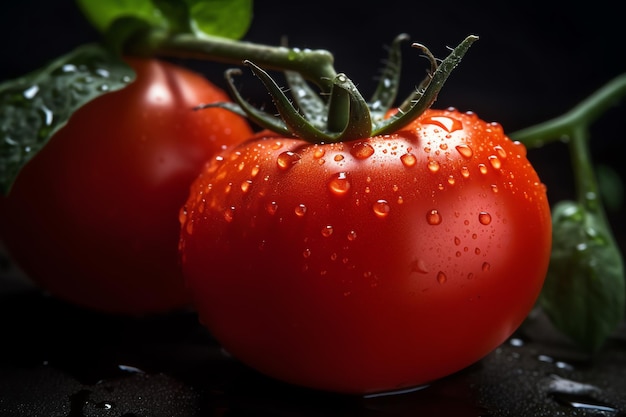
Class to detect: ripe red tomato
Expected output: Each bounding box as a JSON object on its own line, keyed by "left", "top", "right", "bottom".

{"left": 179, "top": 107, "right": 552, "bottom": 394}
{"left": 0, "top": 58, "right": 252, "bottom": 315}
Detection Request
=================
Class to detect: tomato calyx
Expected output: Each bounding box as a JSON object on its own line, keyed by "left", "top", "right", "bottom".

{"left": 198, "top": 35, "right": 478, "bottom": 143}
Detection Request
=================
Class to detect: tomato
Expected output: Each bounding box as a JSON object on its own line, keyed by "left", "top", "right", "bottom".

{"left": 0, "top": 58, "right": 252, "bottom": 315}
{"left": 179, "top": 107, "right": 552, "bottom": 394}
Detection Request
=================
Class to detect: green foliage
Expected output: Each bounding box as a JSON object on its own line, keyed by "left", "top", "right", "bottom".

{"left": 0, "top": 44, "right": 135, "bottom": 195}
{"left": 76, "top": 0, "right": 253, "bottom": 42}
{"left": 540, "top": 200, "right": 625, "bottom": 352}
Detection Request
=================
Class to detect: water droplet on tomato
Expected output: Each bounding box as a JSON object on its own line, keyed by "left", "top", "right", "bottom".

{"left": 351, "top": 142, "right": 375, "bottom": 159}
{"left": 334, "top": 154, "right": 344, "bottom": 162}
{"left": 303, "top": 248, "right": 311, "bottom": 258}
{"left": 276, "top": 151, "right": 301, "bottom": 170}
{"left": 491, "top": 184, "right": 499, "bottom": 193}
{"left": 437, "top": 271, "right": 447, "bottom": 284}
{"left": 454, "top": 236, "right": 461, "bottom": 246}
{"left": 313, "top": 146, "right": 326, "bottom": 159}
{"left": 250, "top": 165, "right": 260, "bottom": 178}
{"left": 447, "top": 175, "right": 455, "bottom": 185}
{"left": 460, "top": 166, "right": 470, "bottom": 178}
{"left": 347, "top": 230, "right": 357, "bottom": 241}
{"left": 400, "top": 153, "right": 417, "bottom": 167}
{"left": 423, "top": 115, "right": 463, "bottom": 132}
{"left": 513, "top": 140, "right": 527, "bottom": 157}
{"left": 321, "top": 225, "right": 334, "bottom": 237}
{"left": 482, "top": 262, "right": 491, "bottom": 272}
{"left": 455, "top": 144, "right": 474, "bottom": 159}
{"left": 266, "top": 201, "right": 278, "bottom": 215}
{"left": 426, "top": 209, "right": 442, "bottom": 225}
{"left": 328, "top": 172, "right": 351, "bottom": 196}
{"left": 372, "top": 200, "right": 391, "bottom": 218}
{"left": 478, "top": 211, "right": 492, "bottom": 225}
{"left": 240, "top": 180, "right": 252, "bottom": 193}
{"left": 295, "top": 204, "right": 307, "bottom": 217}
{"left": 494, "top": 145, "right": 507, "bottom": 159}
{"left": 488, "top": 155, "right": 502, "bottom": 169}
{"left": 411, "top": 259, "right": 429, "bottom": 274}
{"left": 478, "top": 164, "right": 488, "bottom": 175}
{"left": 467, "top": 273, "right": 474, "bottom": 280}
{"left": 224, "top": 206, "right": 235, "bottom": 222}
{"left": 427, "top": 160, "right": 440, "bottom": 173}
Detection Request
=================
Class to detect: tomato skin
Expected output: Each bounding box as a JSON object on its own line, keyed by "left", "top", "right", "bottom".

{"left": 0, "top": 58, "right": 252, "bottom": 315}
{"left": 179, "top": 108, "right": 552, "bottom": 394}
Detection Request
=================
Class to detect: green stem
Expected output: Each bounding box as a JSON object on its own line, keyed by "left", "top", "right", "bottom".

{"left": 510, "top": 74, "right": 626, "bottom": 148}
{"left": 510, "top": 73, "right": 626, "bottom": 214}
{"left": 134, "top": 30, "right": 338, "bottom": 93}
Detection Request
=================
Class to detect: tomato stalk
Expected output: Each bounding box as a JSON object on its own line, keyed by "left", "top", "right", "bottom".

{"left": 511, "top": 74, "right": 626, "bottom": 352}
{"left": 196, "top": 36, "right": 479, "bottom": 143}
{"left": 136, "top": 31, "right": 339, "bottom": 94}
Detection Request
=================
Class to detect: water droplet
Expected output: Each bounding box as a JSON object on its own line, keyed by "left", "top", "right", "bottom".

{"left": 313, "top": 147, "right": 326, "bottom": 159}
{"left": 250, "top": 165, "right": 260, "bottom": 178}
{"left": 437, "top": 271, "right": 447, "bottom": 284}
{"left": 241, "top": 180, "right": 252, "bottom": 193}
{"left": 467, "top": 273, "right": 474, "bottom": 280}
{"left": 491, "top": 184, "right": 499, "bottom": 193}
{"left": 224, "top": 206, "right": 235, "bottom": 222}
{"left": 351, "top": 142, "right": 375, "bottom": 159}
{"left": 513, "top": 140, "right": 527, "bottom": 157}
{"left": 460, "top": 166, "right": 470, "bottom": 178}
{"left": 494, "top": 145, "right": 507, "bottom": 159}
{"left": 478, "top": 211, "right": 492, "bottom": 225}
{"left": 334, "top": 154, "right": 344, "bottom": 162}
{"left": 427, "top": 160, "right": 440, "bottom": 173}
{"left": 411, "top": 258, "right": 429, "bottom": 274}
{"left": 454, "top": 237, "right": 461, "bottom": 246}
{"left": 475, "top": 247, "right": 481, "bottom": 255}
{"left": 347, "top": 230, "right": 357, "bottom": 241}
{"left": 478, "top": 164, "right": 488, "bottom": 175}
{"left": 509, "top": 338, "right": 524, "bottom": 347}
{"left": 328, "top": 172, "right": 351, "bottom": 196}
{"left": 373, "top": 200, "right": 391, "bottom": 218}
{"left": 266, "top": 201, "right": 278, "bottom": 215}
{"left": 303, "top": 248, "right": 311, "bottom": 258}
{"left": 321, "top": 225, "right": 334, "bottom": 237}
{"left": 482, "top": 262, "right": 491, "bottom": 272}
{"left": 488, "top": 155, "right": 502, "bottom": 169}
{"left": 455, "top": 144, "right": 474, "bottom": 159}
{"left": 400, "top": 152, "right": 417, "bottom": 167}
{"left": 276, "top": 151, "right": 301, "bottom": 170}
{"left": 23, "top": 85, "right": 39, "bottom": 99}
{"left": 447, "top": 175, "right": 455, "bottom": 185}
{"left": 423, "top": 116, "right": 463, "bottom": 132}
{"left": 426, "top": 209, "right": 442, "bottom": 225}
{"left": 295, "top": 204, "right": 307, "bottom": 217}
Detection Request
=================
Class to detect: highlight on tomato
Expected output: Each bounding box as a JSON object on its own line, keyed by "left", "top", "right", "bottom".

{"left": 0, "top": 58, "right": 253, "bottom": 315}
{"left": 178, "top": 36, "right": 553, "bottom": 394}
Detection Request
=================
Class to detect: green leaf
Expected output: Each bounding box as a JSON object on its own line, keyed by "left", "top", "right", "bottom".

{"left": 0, "top": 44, "right": 135, "bottom": 195}
{"left": 540, "top": 201, "right": 625, "bottom": 352}
{"left": 76, "top": 0, "right": 252, "bottom": 41}
{"left": 75, "top": 0, "right": 167, "bottom": 34}
{"left": 185, "top": 0, "right": 253, "bottom": 40}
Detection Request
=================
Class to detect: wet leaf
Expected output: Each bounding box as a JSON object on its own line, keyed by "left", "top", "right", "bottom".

{"left": 540, "top": 200, "right": 625, "bottom": 352}
{"left": 0, "top": 44, "right": 135, "bottom": 195}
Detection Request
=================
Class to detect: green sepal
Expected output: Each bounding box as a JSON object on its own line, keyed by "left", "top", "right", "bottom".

{"left": 284, "top": 70, "right": 327, "bottom": 130}
{"left": 373, "top": 35, "right": 478, "bottom": 136}
{"left": 368, "top": 33, "right": 409, "bottom": 121}
{"left": 540, "top": 200, "right": 625, "bottom": 352}
{"left": 0, "top": 44, "right": 135, "bottom": 195}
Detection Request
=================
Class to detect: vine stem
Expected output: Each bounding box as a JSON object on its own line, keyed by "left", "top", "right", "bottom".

{"left": 136, "top": 31, "right": 338, "bottom": 93}
{"left": 510, "top": 74, "right": 626, "bottom": 148}
{"left": 510, "top": 74, "right": 626, "bottom": 213}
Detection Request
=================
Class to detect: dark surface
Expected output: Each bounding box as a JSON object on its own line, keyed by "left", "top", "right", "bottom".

{"left": 1, "top": 0, "right": 626, "bottom": 416}
{"left": 0, "top": 285, "right": 625, "bottom": 417}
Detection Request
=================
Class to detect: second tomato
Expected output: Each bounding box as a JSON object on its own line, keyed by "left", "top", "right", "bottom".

{"left": 0, "top": 58, "right": 252, "bottom": 315}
